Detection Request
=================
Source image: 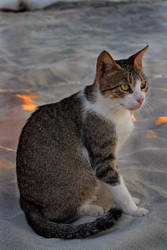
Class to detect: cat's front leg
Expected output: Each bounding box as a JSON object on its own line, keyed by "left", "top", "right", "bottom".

{"left": 108, "top": 176, "right": 149, "bottom": 217}
{"left": 93, "top": 153, "right": 148, "bottom": 216}
{"left": 83, "top": 113, "right": 148, "bottom": 217}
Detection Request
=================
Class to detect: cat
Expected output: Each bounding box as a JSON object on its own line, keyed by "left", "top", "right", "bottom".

{"left": 16, "top": 45, "right": 149, "bottom": 239}
{"left": 0, "top": 0, "right": 62, "bottom": 11}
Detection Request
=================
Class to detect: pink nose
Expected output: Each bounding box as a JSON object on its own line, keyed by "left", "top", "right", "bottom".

{"left": 136, "top": 96, "right": 144, "bottom": 105}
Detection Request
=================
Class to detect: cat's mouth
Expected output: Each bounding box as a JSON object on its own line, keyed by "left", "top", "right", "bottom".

{"left": 121, "top": 104, "right": 142, "bottom": 111}
{"left": 127, "top": 104, "right": 142, "bottom": 111}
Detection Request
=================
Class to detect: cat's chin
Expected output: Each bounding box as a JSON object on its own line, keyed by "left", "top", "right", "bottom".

{"left": 127, "top": 105, "right": 142, "bottom": 111}
{"left": 121, "top": 104, "right": 142, "bottom": 111}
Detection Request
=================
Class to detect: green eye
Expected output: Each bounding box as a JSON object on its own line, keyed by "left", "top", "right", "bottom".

{"left": 141, "top": 81, "right": 146, "bottom": 89}
{"left": 120, "top": 84, "right": 130, "bottom": 91}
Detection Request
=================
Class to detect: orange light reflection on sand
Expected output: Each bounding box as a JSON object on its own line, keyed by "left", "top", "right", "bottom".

{"left": 147, "top": 130, "right": 157, "bottom": 138}
{"left": 153, "top": 74, "right": 163, "bottom": 79}
{"left": 159, "top": 88, "right": 167, "bottom": 93}
{"left": 16, "top": 94, "right": 39, "bottom": 111}
{"left": 131, "top": 113, "right": 136, "bottom": 122}
{"left": 155, "top": 117, "right": 167, "bottom": 125}
{"left": 0, "top": 88, "right": 7, "bottom": 93}
{"left": 0, "top": 157, "right": 15, "bottom": 169}
{"left": 0, "top": 145, "right": 16, "bottom": 152}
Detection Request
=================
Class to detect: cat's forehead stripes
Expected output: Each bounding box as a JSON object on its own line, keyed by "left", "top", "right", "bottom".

{"left": 100, "top": 70, "right": 133, "bottom": 90}
{"left": 100, "top": 71, "right": 141, "bottom": 97}
{"left": 99, "top": 60, "right": 149, "bottom": 100}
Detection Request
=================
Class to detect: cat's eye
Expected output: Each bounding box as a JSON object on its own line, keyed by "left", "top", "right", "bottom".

{"left": 140, "top": 81, "right": 146, "bottom": 89}
{"left": 120, "top": 84, "right": 130, "bottom": 91}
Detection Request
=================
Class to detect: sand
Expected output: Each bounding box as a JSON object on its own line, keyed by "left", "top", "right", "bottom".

{"left": 0, "top": 0, "right": 167, "bottom": 249}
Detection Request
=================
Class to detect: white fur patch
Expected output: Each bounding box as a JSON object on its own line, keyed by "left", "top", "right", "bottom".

{"left": 108, "top": 176, "right": 138, "bottom": 214}
{"left": 82, "top": 146, "right": 91, "bottom": 165}
{"left": 79, "top": 88, "right": 134, "bottom": 151}
{"left": 107, "top": 176, "right": 149, "bottom": 217}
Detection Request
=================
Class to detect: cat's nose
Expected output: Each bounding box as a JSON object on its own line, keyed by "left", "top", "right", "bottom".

{"left": 136, "top": 96, "right": 144, "bottom": 105}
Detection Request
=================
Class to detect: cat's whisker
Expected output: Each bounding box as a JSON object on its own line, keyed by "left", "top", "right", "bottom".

{"left": 140, "top": 101, "right": 154, "bottom": 115}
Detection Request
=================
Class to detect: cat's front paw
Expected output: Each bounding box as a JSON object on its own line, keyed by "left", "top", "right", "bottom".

{"left": 132, "top": 207, "right": 149, "bottom": 217}
{"left": 133, "top": 197, "right": 140, "bottom": 205}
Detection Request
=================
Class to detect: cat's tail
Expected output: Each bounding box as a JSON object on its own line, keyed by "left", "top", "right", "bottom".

{"left": 24, "top": 204, "right": 122, "bottom": 239}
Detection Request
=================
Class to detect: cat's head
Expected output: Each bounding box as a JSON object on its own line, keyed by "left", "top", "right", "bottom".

{"left": 95, "top": 46, "right": 149, "bottom": 111}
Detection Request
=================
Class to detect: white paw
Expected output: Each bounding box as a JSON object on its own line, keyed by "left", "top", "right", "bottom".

{"left": 79, "top": 204, "right": 104, "bottom": 217}
{"left": 132, "top": 207, "right": 149, "bottom": 217}
{"left": 133, "top": 197, "right": 140, "bottom": 205}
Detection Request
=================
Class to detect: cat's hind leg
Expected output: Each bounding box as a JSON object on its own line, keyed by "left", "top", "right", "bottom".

{"left": 78, "top": 180, "right": 116, "bottom": 218}
{"left": 78, "top": 204, "right": 104, "bottom": 217}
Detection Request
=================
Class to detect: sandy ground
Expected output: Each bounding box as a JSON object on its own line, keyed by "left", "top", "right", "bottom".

{"left": 0, "top": 0, "right": 167, "bottom": 249}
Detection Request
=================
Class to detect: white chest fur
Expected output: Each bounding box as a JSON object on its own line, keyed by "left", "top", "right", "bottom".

{"left": 80, "top": 89, "right": 134, "bottom": 152}
{"left": 112, "top": 110, "right": 134, "bottom": 151}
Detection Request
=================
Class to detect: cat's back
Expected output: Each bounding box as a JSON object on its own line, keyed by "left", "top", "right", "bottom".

{"left": 16, "top": 92, "right": 96, "bottom": 207}
{"left": 20, "top": 94, "right": 81, "bottom": 139}
{"left": 17, "top": 92, "right": 83, "bottom": 171}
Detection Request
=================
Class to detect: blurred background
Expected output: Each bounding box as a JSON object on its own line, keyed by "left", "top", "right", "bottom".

{"left": 0, "top": 0, "right": 167, "bottom": 163}
{"left": 0, "top": 1, "right": 167, "bottom": 249}
{"left": 0, "top": 0, "right": 167, "bottom": 164}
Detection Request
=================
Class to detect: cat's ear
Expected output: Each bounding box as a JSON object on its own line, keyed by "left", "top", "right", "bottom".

{"left": 96, "top": 50, "right": 122, "bottom": 80}
{"left": 128, "top": 45, "right": 149, "bottom": 69}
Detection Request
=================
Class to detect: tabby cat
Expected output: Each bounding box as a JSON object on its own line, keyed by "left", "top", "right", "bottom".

{"left": 16, "top": 46, "right": 149, "bottom": 239}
